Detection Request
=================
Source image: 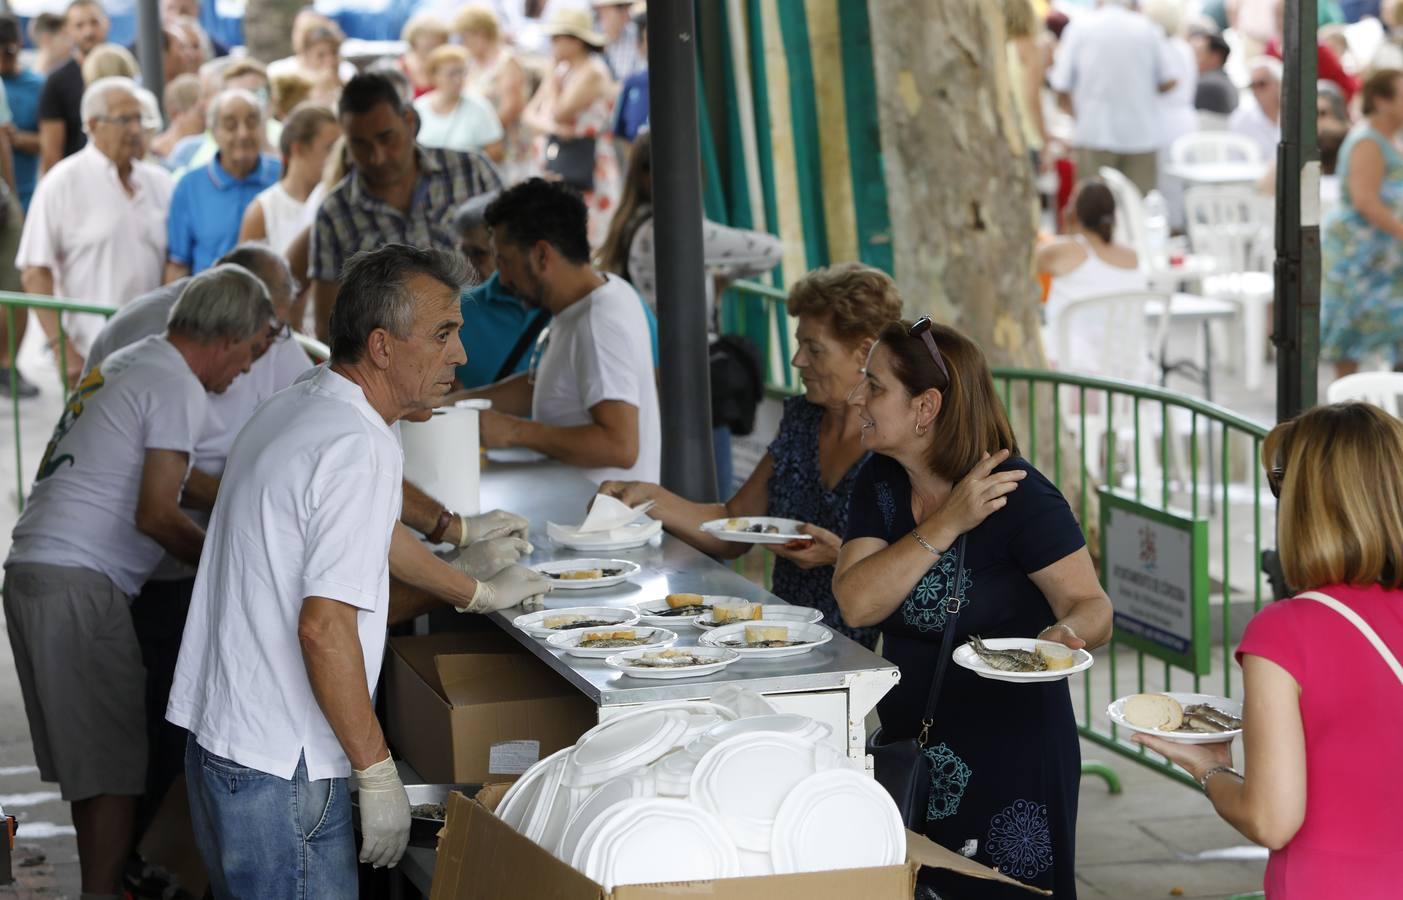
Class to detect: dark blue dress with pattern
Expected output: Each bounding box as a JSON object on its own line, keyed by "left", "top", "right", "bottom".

{"left": 765, "top": 396, "right": 877, "bottom": 648}
{"left": 844, "top": 453, "right": 1083, "bottom": 899}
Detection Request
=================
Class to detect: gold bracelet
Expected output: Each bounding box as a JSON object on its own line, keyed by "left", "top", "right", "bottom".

{"left": 911, "top": 530, "right": 945, "bottom": 557}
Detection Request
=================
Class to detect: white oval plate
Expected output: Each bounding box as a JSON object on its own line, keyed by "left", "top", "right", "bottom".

{"left": 547, "top": 626, "right": 679, "bottom": 659}
{"left": 604, "top": 646, "right": 742, "bottom": 680}
{"left": 952, "top": 638, "right": 1094, "bottom": 683}
{"left": 575, "top": 798, "right": 740, "bottom": 888}
{"left": 770, "top": 768, "right": 905, "bottom": 874}
{"left": 689, "top": 731, "right": 818, "bottom": 851}
{"left": 697, "top": 620, "right": 833, "bottom": 658}
{"left": 633, "top": 595, "right": 725, "bottom": 626}
{"left": 512, "top": 606, "right": 641, "bottom": 640}
{"left": 1107, "top": 692, "right": 1243, "bottom": 744}
{"left": 693, "top": 604, "right": 824, "bottom": 630}
{"left": 699, "top": 516, "right": 809, "bottom": 545}
{"left": 530, "top": 558, "right": 642, "bottom": 590}
{"left": 566, "top": 709, "right": 691, "bottom": 789}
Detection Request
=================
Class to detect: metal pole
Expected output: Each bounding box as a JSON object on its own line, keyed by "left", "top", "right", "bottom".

{"left": 136, "top": 0, "right": 165, "bottom": 109}
{"left": 1273, "top": 0, "right": 1319, "bottom": 422}
{"left": 649, "top": 0, "right": 718, "bottom": 502}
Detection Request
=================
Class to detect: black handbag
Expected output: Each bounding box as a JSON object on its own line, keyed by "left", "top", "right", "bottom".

{"left": 867, "top": 534, "right": 968, "bottom": 830}
{"left": 544, "top": 135, "right": 596, "bottom": 191}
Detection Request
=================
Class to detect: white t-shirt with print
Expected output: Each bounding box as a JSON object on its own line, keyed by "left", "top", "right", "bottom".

{"left": 166, "top": 366, "right": 403, "bottom": 782}
{"left": 532, "top": 273, "right": 661, "bottom": 484}
{"left": 5, "top": 335, "right": 207, "bottom": 595}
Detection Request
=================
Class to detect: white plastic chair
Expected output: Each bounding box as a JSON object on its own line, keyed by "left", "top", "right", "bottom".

{"left": 1097, "top": 166, "right": 1150, "bottom": 267}
{"left": 1183, "top": 186, "right": 1275, "bottom": 391}
{"left": 1196, "top": 111, "right": 1231, "bottom": 133}
{"left": 1170, "top": 132, "right": 1264, "bottom": 167}
{"left": 1325, "top": 372, "right": 1403, "bottom": 417}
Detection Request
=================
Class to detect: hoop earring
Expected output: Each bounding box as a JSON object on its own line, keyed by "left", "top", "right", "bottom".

{"left": 915, "top": 423, "right": 928, "bottom": 437}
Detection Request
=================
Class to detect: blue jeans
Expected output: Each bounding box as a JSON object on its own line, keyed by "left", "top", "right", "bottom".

{"left": 185, "top": 736, "right": 357, "bottom": 899}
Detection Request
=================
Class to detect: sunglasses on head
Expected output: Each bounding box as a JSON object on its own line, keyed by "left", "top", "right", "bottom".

{"left": 907, "top": 317, "right": 950, "bottom": 385}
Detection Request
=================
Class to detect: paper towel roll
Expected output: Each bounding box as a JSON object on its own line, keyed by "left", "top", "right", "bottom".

{"left": 399, "top": 405, "right": 483, "bottom": 515}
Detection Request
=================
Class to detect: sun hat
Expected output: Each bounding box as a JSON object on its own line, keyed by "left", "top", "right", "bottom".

{"left": 544, "top": 9, "right": 606, "bottom": 49}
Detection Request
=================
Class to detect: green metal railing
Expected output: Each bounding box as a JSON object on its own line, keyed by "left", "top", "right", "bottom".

{"left": 2, "top": 292, "right": 118, "bottom": 512}
{"left": 726, "top": 280, "right": 1274, "bottom": 790}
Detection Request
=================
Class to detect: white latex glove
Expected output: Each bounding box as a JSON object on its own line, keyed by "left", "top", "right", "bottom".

{"left": 352, "top": 756, "right": 410, "bottom": 869}
{"left": 450, "top": 536, "right": 533, "bottom": 580}
{"left": 460, "top": 564, "right": 553, "bottom": 613}
{"left": 458, "top": 509, "right": 530, "bottom": 546}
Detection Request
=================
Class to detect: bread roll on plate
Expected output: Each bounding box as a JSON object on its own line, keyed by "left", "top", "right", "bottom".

{"left": 1122, "top": 693, "right": 1184, "bottom": 731}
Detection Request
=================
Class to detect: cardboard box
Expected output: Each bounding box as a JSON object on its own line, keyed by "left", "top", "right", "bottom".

{"left": 429, "top": 785, "right": 1050, "bottom": 899}
{"left": 386, "top": 633, "right": 598, "bottom": 785}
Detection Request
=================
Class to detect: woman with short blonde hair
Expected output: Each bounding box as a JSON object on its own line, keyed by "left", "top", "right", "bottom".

{"left": 413, "top": 44, "right": 505, "bottom": 159}
{"left": 1138, "top": 402, "right": 1403, "bottom": 899}
{"left": 455, "top": 4, "right": 530, "bottom": 182}
{"left": 399, "top": 12, "right": 449, "bottom": 97}
{"left": 81, "top": 43, "right": 139, "bottom": 83}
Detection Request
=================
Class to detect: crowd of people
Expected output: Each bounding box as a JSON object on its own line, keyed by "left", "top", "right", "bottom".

{"left": 0, "top": 1, "right": 1398, "bottom": 899}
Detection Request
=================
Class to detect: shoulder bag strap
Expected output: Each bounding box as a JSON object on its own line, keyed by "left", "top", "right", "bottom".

{"left": 917, "top": 534, "right": 968, "bottom": 748}
{"left": 1295, "top": 590, "right": 1403, "bottom": 687}
{"left": 492, "top": 310, "right": 551, "bottom": 384}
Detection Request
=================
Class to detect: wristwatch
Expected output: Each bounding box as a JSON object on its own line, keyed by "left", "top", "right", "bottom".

{"left": 1198, "top": 764, "right": 1241, "bottom": 791}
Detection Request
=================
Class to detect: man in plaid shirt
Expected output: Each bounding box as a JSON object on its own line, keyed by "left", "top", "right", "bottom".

{"left": 309, "top": 73, "right": 501, "bottom": 339}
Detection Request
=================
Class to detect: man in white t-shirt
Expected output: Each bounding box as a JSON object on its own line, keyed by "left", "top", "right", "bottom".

{"left": 1229, "top": 57, "right": 1282, "bottom": 163}
{"left": 166, "top": 245, "right": 552, "bottom": 896}
{"left": 464, "top": 178, "right": 661, "bottom": 484}
{"left": 2, "top": 264, "right": 275, "bottom": 900}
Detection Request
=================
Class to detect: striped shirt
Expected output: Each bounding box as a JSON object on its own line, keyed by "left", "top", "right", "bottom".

{"left": 308, "top": 145, "right": 502, "bottom": 283}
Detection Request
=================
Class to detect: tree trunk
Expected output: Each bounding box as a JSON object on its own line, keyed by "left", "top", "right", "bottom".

{"left": 867, "top": 0, "right": 1042, "bottom": 368}
{"left": 242, "top": 0, "right": 301, "bottom": 66}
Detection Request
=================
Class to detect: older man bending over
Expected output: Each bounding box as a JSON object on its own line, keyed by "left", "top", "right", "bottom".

{"left": 3, "top": 265, "right": 274, "bottom": 899}
{"left": 167, "top": 245, "right": 551, "bottom": 897}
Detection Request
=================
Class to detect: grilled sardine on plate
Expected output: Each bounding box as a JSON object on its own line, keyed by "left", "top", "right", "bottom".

{"left": 969, "top": 635, "right": 1050, "bottom": 672}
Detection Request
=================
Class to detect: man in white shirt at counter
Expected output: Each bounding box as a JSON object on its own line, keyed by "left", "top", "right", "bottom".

{"left": 166, "top": 245, "right": 552, "bottom": 897}
{"left": 460, "top": 177, "right": 661, "bottom": 484}
{"left": 2, "top": 265, "right": 275, "bottom": 900}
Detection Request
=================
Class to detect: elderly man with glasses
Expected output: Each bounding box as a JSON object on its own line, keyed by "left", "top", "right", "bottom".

{"left": 17, "top": 75, "right": 174, "bottom": 382}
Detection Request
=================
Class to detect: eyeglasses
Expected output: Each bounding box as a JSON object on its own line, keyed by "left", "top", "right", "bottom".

{"left": 907, "top": 317, "right": 951, "bottom": 385}
{"left": 1267, "top": 465, "right": 1284, "bottom": 499}
{"left": 97, "top": 113, "right": 144, "bottom": 128}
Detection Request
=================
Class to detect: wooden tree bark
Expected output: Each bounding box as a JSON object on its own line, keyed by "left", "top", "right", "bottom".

{"left": 242, "top": 0, "right": 301, "bottom": 66}
{"left": 867, "top": 0, "right": 1044, "bottom": 369}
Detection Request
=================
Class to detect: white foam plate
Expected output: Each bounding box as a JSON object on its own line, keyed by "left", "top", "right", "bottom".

{"left": 522, "top": 755, "right": 569, "bottom": 845}
{"left": 530, "top": 558, "right": 642, "bottom": 590}
{"left": 579, "top": 701, "right": 739, "bottom": 746}
{"left": 770, "top": 768, "right": 905, "bottom": 874}
{"left": 693, "top": 604, "right": 824, "bottom": 630}
{"left": 689, "top": 731, "right": 818, "bottom": 851}
{"left": 705, "top": 714, "right": 832, "bottom": 747}
{"left": 1107, "top": 692, "right": 1244, "bottom": 744}
{"left": 512, "top": 606, "right": 641, "bottom": 640}
{"left": 605, "top": 646, "right": 741, "bottom": 680}
{"left": 557, "top": 768, "right": 656, "bottom": 864}
{"left": 697, "top": 620, "right": 834, "bottom": 658}
{"left": 548, "top": 520, "right": 662, "bottom": 552}
{"left": 547, "top": 626, "right": 678, "bottom": 659}
{"left": 576, "top": 798, "right": 741, "bottom": 889}
{"left": 699, "top": 516, "right": 810, "bottom": 545}
{"left": 566, "top": 709, "right": 691, "bottom": 788}
{"left": 952, "top": 637, "right": 1095, "bottom": 683}
{"left": 495, "top": 746, "right": 571, "bottom": 833}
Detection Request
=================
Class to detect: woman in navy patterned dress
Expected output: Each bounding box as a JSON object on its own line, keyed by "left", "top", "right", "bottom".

{"left": 834, "top": 320, "right": 1112, "bottom": 898}
{"left": 599, "top": 264, "right": 901, "bottom": 646}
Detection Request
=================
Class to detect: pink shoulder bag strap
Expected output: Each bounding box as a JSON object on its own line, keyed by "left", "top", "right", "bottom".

{"left": 1295, "top": 590, "right": 1403, "bottom": 686}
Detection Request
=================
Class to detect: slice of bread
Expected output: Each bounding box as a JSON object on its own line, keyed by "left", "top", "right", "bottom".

{"left": 666, "top": 593, "right": 704, "bottom": 609}
{"left": 1123, "top": 693, "right": 1184, "bottom": 731}
{"left": 714, "top": 602, "right": 762, "bottom": 624}
{"left": 561, "top": 569, "right": 603, "bottom": 580}
{"left": 1036, "top": 644, "right": 1077, "bottom": 670}
{"left": 543, "top": 614, "right": 583, "bottom": 629}
{"left": 745, "top": 624, "right": 789, "bottom": 643}
{"left": 582, "top": 629, "right": 636, "bottom": 642}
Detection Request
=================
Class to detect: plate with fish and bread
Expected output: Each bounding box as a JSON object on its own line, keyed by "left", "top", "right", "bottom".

{"left": 1107, "top": 692, "right": 1243, "bottom": 743}
{"left": 513, "top": 606, "right": 641, "bottom": 639}
{"left": 699, "top": 516, "right": 809, "bottom": 545}
{"left": 692, "top": 601, "right": 824, "bottom": 630}
{"left": 547, "top": 626, "right": 679, "bottom": 659}
{"left": 634, "top": 593, "right": 722, "bottom": 625}
{"left": 530, "top": 558, "right": 641, "bottom": 590}
{"left": 952, "top": 636, "right": 1094, "bottom": 683}
{"left": 696, "top": 620, "right": 833, "bottom": 658}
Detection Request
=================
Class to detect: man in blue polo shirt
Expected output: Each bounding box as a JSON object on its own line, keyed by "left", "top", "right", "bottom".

{"left": 164, "top": 88, "right": 280, "bottom": 281}
{"left": 452, "top": 193, "right": 658, "bottom": 391}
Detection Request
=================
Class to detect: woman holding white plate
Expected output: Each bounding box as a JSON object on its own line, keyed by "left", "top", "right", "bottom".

{"left": 599, "top": 264, "right": 902, "bottom": 649}
{"left": 1133, "top": 403, "right": 1403, "bottom": 899}
{"left": 833, "top": 319, "right": 1111, "bottom": 899}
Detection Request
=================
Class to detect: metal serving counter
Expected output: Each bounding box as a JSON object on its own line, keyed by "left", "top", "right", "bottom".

{"left": 475, "top": 457, "right": 899, "bottom": 761}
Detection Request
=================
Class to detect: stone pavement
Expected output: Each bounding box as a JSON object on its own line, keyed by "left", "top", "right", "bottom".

{"left": 0, "top": 320, "right": 1309, "bottom": 899}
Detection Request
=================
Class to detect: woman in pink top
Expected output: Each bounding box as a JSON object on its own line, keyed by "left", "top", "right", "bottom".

{"left": 1136, "top": 402, "right": 1403, "bottom": 899}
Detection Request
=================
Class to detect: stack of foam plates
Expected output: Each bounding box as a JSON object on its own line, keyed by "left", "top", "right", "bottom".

{"left": 770, "top": 768, "right": 905, "bottom": 873}
{"left": 572, "top": 798, "right": 741, "bottom": 889}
